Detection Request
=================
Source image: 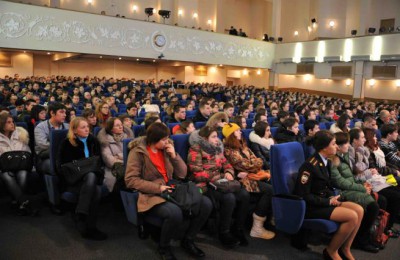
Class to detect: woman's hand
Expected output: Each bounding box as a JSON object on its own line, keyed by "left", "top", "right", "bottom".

{"left": 160, "top": 185, "right": 173, "bottom": 193}
{"left": 224, "top": 173, "right": 234, "bottom": 180}
{"left": 237, "top": 172, "right": 248, "bottom": 179}
{"left": 363, "top": 182, "right": 372, "bottom": 194}
{"left": 329, "top": 195, "right": 342, "bottom": 206}
{"left": 165, "top": 143, "right": 176, "bottom": 159}
{"left": 370, "top": 168, "right": 378, "bottom": 175}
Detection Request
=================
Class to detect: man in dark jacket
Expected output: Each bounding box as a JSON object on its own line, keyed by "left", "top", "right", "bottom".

{"left": 193, "top": 100, "right": 211, "bottom": 123}
{"left": 167, "top": 105, "right": 186, "bottom": 123}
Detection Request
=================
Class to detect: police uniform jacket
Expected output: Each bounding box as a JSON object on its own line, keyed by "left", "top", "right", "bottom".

{"left": 294, "top": 153, "right": 335, "bottom": 208}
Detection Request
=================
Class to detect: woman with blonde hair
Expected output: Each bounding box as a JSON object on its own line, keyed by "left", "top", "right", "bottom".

{"left": 57, "top": 117, "right": 106, "bottom": 240}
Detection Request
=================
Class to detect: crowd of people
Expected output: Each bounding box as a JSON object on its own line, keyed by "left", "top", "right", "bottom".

{"left": 1, "top": 74, "right": 400, "bottom": 259}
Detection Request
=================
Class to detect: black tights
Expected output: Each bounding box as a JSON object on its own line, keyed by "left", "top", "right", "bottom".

{"left": 378, "top": 186, "right": 400, "bottom": 228}
{"left": 357, "top": 201, "right": 379, "bottom": 243}
{"left": 0, "top": 170, "right": 28, "bottom": 204}
{"left": 146, "top": 196, "right": 213, "bottom": 247}
{"left": 252, "top": 181, "right": 273, "bottom": 217}
{"left": 73, "top": 172, "right": 101, "bottom": 228}
{"left": 206, "top": 187, "right": 250, "bottom": 233}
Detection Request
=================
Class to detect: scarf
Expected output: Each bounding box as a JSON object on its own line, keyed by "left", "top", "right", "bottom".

{"left": 373, "top": 148, "right": 386, "bottom": 168}
{"left": 78, "top": 136, "right": 89, "bottom": 158}
{"left": 113, "top": 133, "right": 125, "bottom": 143}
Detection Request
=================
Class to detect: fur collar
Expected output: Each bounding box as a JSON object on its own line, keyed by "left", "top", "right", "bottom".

{"left": 190, "top": 130, "right": 223, "bottom": 155}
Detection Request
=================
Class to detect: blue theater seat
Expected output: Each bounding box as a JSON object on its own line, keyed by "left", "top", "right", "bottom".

{"left": 167, "top": 122, "right": 180, "bottom": 133}
{"left": 170, "top": 134, "right": 190, "bottom": 161}
{"left": 246, "top": 118, "right": 254, "bottom": 129}
{"left": 270, "top": 127, "right": 279, "bottom": 138}
{"left": 194, "top": 121, "right": 206, "bottom": 129}
{"left": 270, "top": 142, "right": 339, "bottom": 246}
{"left": 15, "top": 121, "right": 28, "bottom": 130}
{"left": 241, "top": 129, "right": 252, "bottom": 146}
{"left": 132, "top": 125, "right": 145, "bottom": 137}
{"left": 94, "top": 126, "right": 102, "bottom": 136}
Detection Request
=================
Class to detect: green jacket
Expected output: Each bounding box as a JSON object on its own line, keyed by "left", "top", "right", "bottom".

{"left": 330, "top": 153, "right": 375, "bottom": 208}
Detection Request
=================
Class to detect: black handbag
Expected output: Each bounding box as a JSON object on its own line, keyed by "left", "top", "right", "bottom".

{"left": 161, "top": 181, "right": 203, "bottom": 217}
{"left": 61, "top": 156, "right": 102, "bottom": 185}
{"left": 209, "top": 179, "right": 241, "bottom": 193}
{"left": 0, "top": 151, "right": 33, "bottom": 172}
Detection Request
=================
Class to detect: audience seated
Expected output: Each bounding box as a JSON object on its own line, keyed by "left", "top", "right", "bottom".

{"left": 173, "top": 120, "right": 195, "bottom": 135}
{"left": 0, "top": 113, "right": 37, "bottom": 215}
{"left": 188, "top": 126, "right": 249, "bottom": 248}
{"left": 330, "top": 114, "right": 351, "bottom": 134}
{"left": 222, "top": 123, "right": 275, "bottom": 240}
{"left": 125, "top": 123, "right": 212, "bottom": 259}
{"left": 330, "top": 132, "right": 381, "bottom": 253}
{"left": 349, "top": 128, "right": 400, "bottom": 237}
{"left": 57, "top": 117, "right": 107, "bottom": 240}
{"left": 275, "top": 117, "right": 303, "bottom": 144}
{"left": 97, "top": 117, "right": 134, "bottom": 193}
{"left": 294, "top": 130, "right": 364, "bottom": 260}
{"left": 248, "top": 121, "right": 274, "bottom": 170}
{"left": 34, "top": 103, "right": 69, "bottom": 175}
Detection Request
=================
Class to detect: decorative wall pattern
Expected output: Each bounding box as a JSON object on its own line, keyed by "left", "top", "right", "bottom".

{"left": 0, "top": 2, "right": 273, "bottom": 68}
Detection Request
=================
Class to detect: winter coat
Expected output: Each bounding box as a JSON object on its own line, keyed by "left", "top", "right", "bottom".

{"left": 224, "top": 145, "right": 263, "bottom": 174}
{"left": 367, "top": 147, "right": 398, "bottom": 177}
{"left": 330, "top": 153, "right": 375, "bottom": 209}
{"left": 275, "top": 129, "right": 304, "bottom": 144}
{"left": 124, "top": 136, "right": 187, "bottom": 212}
{"left": 97, "top": 126, "right": 134, "bottom": 192}
{"left": 248, "top": 131, "right": 273, "bottom": 170}
{"left": 0, "top": 127, "right": 30, "bottom": 156}
{"left": 349, "top": 146, "right": 391, "bottom": 192}
{"left": 187, "top": 133, "right": 234, "bottom": 192}
{"left": 188, "top": 129, "right": 224, "bottom": 152}
{"left": 329, "top": 123, "right": 349, "bottom": 134}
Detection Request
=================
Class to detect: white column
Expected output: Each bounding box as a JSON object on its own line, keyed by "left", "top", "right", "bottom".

{"left": 353, "top": 61, "right": 365, "bottom": 100}
{"left": 271, "top": 0, "right": 281, "bottom": 39}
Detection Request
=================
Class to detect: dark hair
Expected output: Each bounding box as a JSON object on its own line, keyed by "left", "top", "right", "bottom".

{"left": 198, "top": 126, "right": 218, "bottom": 138}
{"left": 82, "top": 108, "right": 95, "bottom": 118}
{"left": 146, "top": 122, "right": 170, "bottom": 145}
{"left": 223, "top": 103, "right": 234, "bottom": 110}
{"left": 304, "top": 120, "right": 319, "bottom": 135}
{"left": 105, "top": 117, "right": 121, "bottom": 135}
{"left": 362, "top": 112, "right": 375, "bottom": 122}
{"left": 144, "top": 116, "right": 160, "bottom": 130}
{"left": 30, "top": 105, "right": 46, "bottom": 121}
{"left": 277, "top": 110, "right": 289, "bottom": 120}
{"left": 364, "top": 128, "right": 378, "bottom": 150}
{"left": 199, "top": 100, "right": 209, "bottom": 110}
{"left": 232, "top": 115, "right": 245, "bottom": 129}
{"left": 0, "top": 113, "right": 13, "bottom": 134}
{"left": 349, "top": 128, "right": 362, "bottom": 144}
{"left": 48, "top": 102, "right": 66, "bottom": 117}
{"left": 334, "top": 132, "right": 349, "bottom": 146}
{"left": 313, "top": 130, "right": 335, "bottom": 152}
{"left": 283, "top": 117, "right": 297, "bottom": 129}
{"left": 173, "top": 104, "right": 184, "bottom": 114}
{"left": 380, "top": 123, "right": 398, "bottom": 138}
{"left": 127, "top": 102, "right": 137, "bottom": 111}
{"left": 179, "top": 120, "right": 193, "bottom": 133}
{"left": 254, "top": 121, "right": 269, "bottom": 137}
{"left": 254, "top": 112, "right": 266, "bottom": 123}
{"left": 337, "top": 114, "right": 350, "bottom": 133}
{"left": 66, "top": 108, "right": 76, "bottom": 123}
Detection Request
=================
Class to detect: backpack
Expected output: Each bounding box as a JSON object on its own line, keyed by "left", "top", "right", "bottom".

{"left": 370, "top": 209, "right": 390, "bottom": 247}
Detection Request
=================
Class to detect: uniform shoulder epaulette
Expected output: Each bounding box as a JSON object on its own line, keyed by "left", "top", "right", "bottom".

{"left": 308, "top": 156, "right": 318, "bottom": 166}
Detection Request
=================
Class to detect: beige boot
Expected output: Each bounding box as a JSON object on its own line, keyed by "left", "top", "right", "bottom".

{"left": 250, "top": 213, "right": 275, "bottom": 240}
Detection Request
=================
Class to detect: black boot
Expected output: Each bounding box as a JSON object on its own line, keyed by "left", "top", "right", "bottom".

{"left": 181, "top": 238, "right": 205, "bottom": 258}
{"left": 83, "top": 228, "right": 108, "bottom": 241}
{"left": 219, "top": 232, "right": 240, "bottom": 248}
{"left": 158, "top": 246, "right": 177, "bottom": 260}
{"left": 231, "top": 228, "right": 249, "bottom": 246}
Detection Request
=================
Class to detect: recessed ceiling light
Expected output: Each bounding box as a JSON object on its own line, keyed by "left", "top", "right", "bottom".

{"left": 219, "top": 64, "right": 223, "bottom": 67}
{"left": 153, "top": 60, "right": 156, "bottom": 62}
{"left": 47, "top": 52, "right": 51, "bottom": 55}
{"left": 119, "top": 57, "right": 122, "bottom": 60}
{"left": 23, "top": 51, "right": 26, "bottom": 53}
{"left": 136, "top": 59, "right": 139, "bottom": 61}
{"left": 99, "top": 56, "right": 102, "bottom": 58}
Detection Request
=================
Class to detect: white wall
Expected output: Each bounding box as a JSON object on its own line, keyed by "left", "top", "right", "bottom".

{"left": 0, "top": 52, "right": 33, "bottom": 78}
{"left": 278, "top": 74, "right": 354, "bottom": 96}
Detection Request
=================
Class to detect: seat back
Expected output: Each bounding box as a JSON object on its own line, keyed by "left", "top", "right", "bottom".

{"left": 194, "top": 121, "right": 206, "bottom": 129}
{"left": 15, "top": 121, "right": 28, "bottom": 130}
{"left": 241, "top": 129, "right": 252, "bottom": 146}
{"left": 167, "top": 122, "right": 180, "bottom": 133}
{"left": 94, "top": 126, "right": 102, "bottom": 136}
{"left": 123, "top": 138, "right": 134, "bottom": 166}
{"left": 49, "top": 129, "right": 69, "bottom": 175}
{"left": 132, "top": 125, "right": 145, "bottom": 137}
{"left": 270, "top": 142, "right": 305, "bottom": 195}
{"left": 270, "top": 127, "right": 279, "bottom": 138}
{"left": 171, "top": 134, "right": 190, "bottom": 160}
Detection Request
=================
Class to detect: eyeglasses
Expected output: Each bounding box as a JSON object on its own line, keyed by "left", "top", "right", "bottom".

{"left": 102, "top": 107, "right": 109, "bottom": 109}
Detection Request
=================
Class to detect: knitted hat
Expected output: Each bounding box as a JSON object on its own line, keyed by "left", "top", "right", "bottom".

{"left": 222, "top": 123, "right": 241, "bottom": 138}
